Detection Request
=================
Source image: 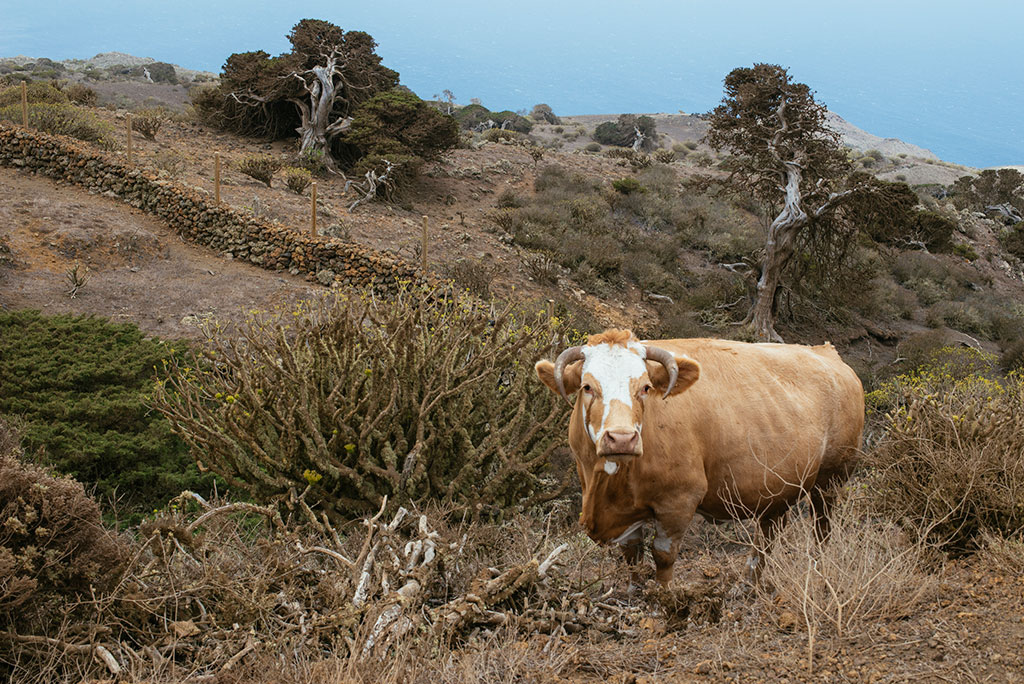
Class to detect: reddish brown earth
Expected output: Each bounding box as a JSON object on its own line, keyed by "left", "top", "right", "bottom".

{"left": 3, "top": 109, "right": 1024, "bottom": 683}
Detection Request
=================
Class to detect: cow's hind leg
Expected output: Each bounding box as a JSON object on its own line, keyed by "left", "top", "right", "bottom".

{"left": 809, "top": 487, "right": 836, "bottom": 542}
{"left": 748, "top": 509, "right": 788, "bottom": 581}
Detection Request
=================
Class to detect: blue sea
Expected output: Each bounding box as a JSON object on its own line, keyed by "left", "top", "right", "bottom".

{"left": 2, "top": 1, "right": 1021, "bottom": 168}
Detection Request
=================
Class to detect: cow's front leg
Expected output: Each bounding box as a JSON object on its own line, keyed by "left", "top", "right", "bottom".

{"left": 651, "top": 497, "right": 701, "bottom": 585}
{"left": 615, "top": 524, "right": 645, "bottom": 590}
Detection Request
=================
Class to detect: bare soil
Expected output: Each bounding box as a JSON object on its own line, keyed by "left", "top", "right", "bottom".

{"left": 0, "top": 167, "right": 318, "bottom": 340}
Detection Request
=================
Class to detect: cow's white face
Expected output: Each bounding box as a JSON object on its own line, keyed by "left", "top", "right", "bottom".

{"left": 578, "top": 341, "right": 650, "bottom": 460}
{"left": 535, "top": 330, "right": 702, "bottom": 466}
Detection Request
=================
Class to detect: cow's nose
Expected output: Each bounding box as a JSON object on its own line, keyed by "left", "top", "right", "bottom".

{"left": 601, "top": 430, "right": 639, "bottom": 454}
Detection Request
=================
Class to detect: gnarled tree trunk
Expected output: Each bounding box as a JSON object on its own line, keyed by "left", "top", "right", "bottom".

{"left": 748, "top": 161, "right": 808, "bottom": 342}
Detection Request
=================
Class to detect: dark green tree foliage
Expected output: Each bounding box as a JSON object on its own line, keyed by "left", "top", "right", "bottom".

{"left": 343, "top": 90, "right": 459, "bottom": 191}
{"left": 704, "top": 63, "right": 894, "bottom": 340}
{"left": 592, "top": 114, "right": 656, "bottom": 149}
{"left": 453, "top": 103, "right": 492, "bottom": 129}
{"left": 531, "top": 103, "right": 560, "bottom": 125}
{"left": 0, "top": 311, "right": 210, "bottom": 513}
{"left": 951, "top": 168, "right": 1024, "bottom": 215}
{"left": 841, "top": 173, "right": 955, "bottom": 253}
{"left": 452, "top": 103, "right": 532, "bottom": 132}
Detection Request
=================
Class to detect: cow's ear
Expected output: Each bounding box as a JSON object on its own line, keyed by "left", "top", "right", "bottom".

{"left": 647, "top": 355, "right": 700, "bottom": 397}
{"left": 535, "top": 359, "right": 582, "bottom": 396}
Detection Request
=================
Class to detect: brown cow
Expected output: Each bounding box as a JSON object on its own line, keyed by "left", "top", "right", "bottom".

{"left": 535, "top": 329, "right": 864, "bottom": 585}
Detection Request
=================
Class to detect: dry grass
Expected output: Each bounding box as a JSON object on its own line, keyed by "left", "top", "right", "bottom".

{"left": 754, "top": 490, "right": 934, "bottom": 668}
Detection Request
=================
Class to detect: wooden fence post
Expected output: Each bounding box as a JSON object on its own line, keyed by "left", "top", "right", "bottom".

{"left": 421, "top": 216, "right": 429, "bottom": 272}
{"left": 126, "top": 113, "right": 133, "bottom": 163}
{"left": 311, "top": 181, "right": 318, "bottom": 236}
{"left": 214, "top": 152, "right": 221, "bottom": 204}
{"left": 20, "top": 81, "right": 28, "bottom": 127}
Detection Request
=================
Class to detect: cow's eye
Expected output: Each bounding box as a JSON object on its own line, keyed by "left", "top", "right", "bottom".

{"left": 582, "top": 384, "right": 592, "bottom": 392}
{"left": 642, "top": 384, "right": 652, "bottom": 395}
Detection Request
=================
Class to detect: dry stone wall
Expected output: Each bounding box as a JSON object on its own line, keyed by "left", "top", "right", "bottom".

{"left": 0, "top": 122, "right": 422, "bottom": 292}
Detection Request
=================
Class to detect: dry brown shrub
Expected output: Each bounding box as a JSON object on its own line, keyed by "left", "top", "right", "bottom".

{"left": 0, "top": 420, "right": 128, "bottom": 676}
{"left": 741, "top": 489, "right": 934, "bottom": 670}
{"left": 865, "top": 349, "right": 1024, "bottom": 552}
{"left": 442, "top": 258, "right": 497, "bottom": 297}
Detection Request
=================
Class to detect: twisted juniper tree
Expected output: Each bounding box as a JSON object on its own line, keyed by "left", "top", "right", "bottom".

{"left": 217, "top": 20, "right": 399, "bottom": 172}
{"left": 705, "top": 64, "right": 858, "bottom": 341}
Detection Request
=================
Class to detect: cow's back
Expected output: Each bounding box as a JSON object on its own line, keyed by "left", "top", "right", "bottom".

{"left": 637, "top": 338, "right": 864, "bottom": 519}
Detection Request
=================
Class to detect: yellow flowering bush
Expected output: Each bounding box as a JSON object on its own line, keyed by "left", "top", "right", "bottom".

{"left": 867, "top": 347, "right": 1024, "bottom": 552}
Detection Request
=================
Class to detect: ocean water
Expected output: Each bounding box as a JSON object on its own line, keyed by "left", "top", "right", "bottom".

{"left": 2, "top": 1, "right": 1021, "bottom": 168}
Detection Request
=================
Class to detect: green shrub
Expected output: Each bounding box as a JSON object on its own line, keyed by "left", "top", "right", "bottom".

{"left": 130, "top": 108, "right": 165, "bottom": 140}
{"left": 284, "top": 166, "right": 312, "bottom": 194}
{"left": 683, "top": 140, "right": 699, "bottom": 151}
{"left": 653, "top": 149, "right": 676, "bottom": 164}
{"left": 0, "top": 311, "right": 209, "bottom": 515}
{"left": 952, "top": 243, "right": 979, "bottom": 261}
{"left": 0, "top": 81, "right": 67, "bottom": 106}
{"left": 63, "top": 82, "right": 97, "bottom": 106}
{"left": 866, "top": 350, "right": 1024, "bottom": 552}
{"left": 237, "top": 153, "right": 282, "bottom": 187}
{"left": 584, "top": 142, "right": 601, "bottom": 153}
{"left": 592, "top": 114, "right": 656, "bottom": 149}
{"left": 0, "top": 102, "right": 117, "bottom": 148}
{"left": 612, "top": 177, "right": 643, "bottom": 194}
{"left": 153, "top": 287, "right": 572, "bottom": 520}
{"left": 297, "top": 147, "right": 329, "bottom": 177}
{"left": 0, "top": 420, "right": 128, "bottom": 633}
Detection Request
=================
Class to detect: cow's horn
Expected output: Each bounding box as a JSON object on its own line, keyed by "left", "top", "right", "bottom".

{"left": 644, "top": 346, "right": 679, "bottom": 398}
{"left": 553, "top": 345, "right": 585, "bottom": 402}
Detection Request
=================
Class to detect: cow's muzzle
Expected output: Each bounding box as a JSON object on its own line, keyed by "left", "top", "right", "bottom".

{"left": 597, "top": 429, "right": 640, "bottom": 458}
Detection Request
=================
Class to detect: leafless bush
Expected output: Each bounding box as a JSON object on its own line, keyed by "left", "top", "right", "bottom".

{"left": 443, "top": 258, "right": 497, "bottom": 297}
{"left": 63, "top": 260, "right": 88, "bottom": 297}
{"left": 743, "top": 488, "right": 933, "bottom": 670}
{"left": 130, "top": 108, "right": 165, "bottom": 140}
{"left": 151, "top": 149, "right": 186, "bottom": 178}
{"left": 237, "top": 153, "right": 283, "bottom": 187}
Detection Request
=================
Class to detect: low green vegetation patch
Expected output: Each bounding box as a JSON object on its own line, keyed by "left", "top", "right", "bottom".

{"left": 0, "top": 101, "right": 117, "bottom": 148}
{"left": 0, "top": 311, "right": 210, "bottom": 515}
{"left": 494, "top": 163, "right": 760, "bottom": 328}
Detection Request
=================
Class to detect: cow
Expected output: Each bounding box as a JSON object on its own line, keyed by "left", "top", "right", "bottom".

{"left": 534, "top": 329, "right": 864, "bottom": 585}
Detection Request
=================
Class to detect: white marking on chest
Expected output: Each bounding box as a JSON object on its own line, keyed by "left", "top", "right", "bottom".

{"left": 603, "top": 460, "right": 618, "bottom": 475}
{"left": 582, "top": 342, "right": 646, "bottom": 435}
